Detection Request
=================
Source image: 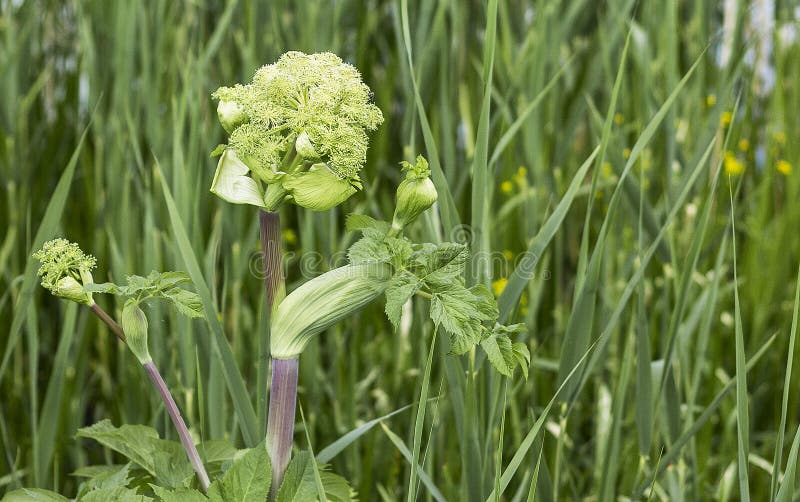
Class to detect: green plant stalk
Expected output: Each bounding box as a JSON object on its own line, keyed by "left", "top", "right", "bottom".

{"left": 87, "top": 303, "right": 211, "bottom": 492}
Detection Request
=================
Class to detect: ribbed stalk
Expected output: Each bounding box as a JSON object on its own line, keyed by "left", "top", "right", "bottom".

{"left": 89, "top": 302, "right": 126, "bottom": 342}
{"left": 144, "top": 361, "right": 211, "bottom": 492}
{"left": 266, "top": 357, "right": 298, "bottom": 496}
{"left": 260, "top": 209, "right": 293, "bottom": 499}
{"left": 259, "top": 210, "right": 284, "bottom": 310}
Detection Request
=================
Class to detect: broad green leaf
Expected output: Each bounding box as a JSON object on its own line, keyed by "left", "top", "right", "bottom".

{"left": 78, "top": 463, "right": 133, "bottom": 492}
{"left": 275, "top": 452, "right": 357, "bottom": 502}
{"left": 152, "top": 448, "right": 194, "bottom": 489}
{"left": 384, "top": 272, "right": 421, "bottom": 330}
{"left": 430, "top": 284, "right": 494, "bottom": 355}
{"left": 81, "top": 487, "right": 152, "bottom": 502}
{"left": 413, "top": 242, "right": 468, "bottom": 286}
{"left": 206, "top": 444, "right": 271, "bottom": 502}
{"left": 160, "top": 288, "right": 204, "bottom": 318}
{"left": 0, "top": 489, "right": 69, "bottom": 501}
{"left": 76, "top": 420, "right": 160, "bottom": 475}
{"left": 480, "top": 324, "right": 529, "bottom": 378}
{"left": 150, "top": 486, "right": 208, "bottom": 502}
{"left": 345, "top": 214, "right": 390, "bottom": 233}
{"left": 347, "top": 229, "right": 393, "bottom": 265}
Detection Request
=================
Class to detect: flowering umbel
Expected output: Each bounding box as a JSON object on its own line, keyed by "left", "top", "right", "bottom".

{"left": 33, "top": 239, "right": 97, "bottom": 305}
{"left": 211, "top": 51, "right": 384, "bottom": 211}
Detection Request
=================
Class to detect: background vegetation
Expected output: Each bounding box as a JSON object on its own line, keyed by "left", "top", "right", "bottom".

{"left": 1, "top": 0, "right": 799, "bottom": 499}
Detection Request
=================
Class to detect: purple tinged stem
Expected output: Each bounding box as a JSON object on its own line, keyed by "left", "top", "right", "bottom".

{"left": 266, "top": 357, "right": 299, "bottom": 495}
{"left": 260, "top": 209, "right": 296, "bottom": 498}
{"left": 144, "top": 361, "right": 211, "bottom": 493}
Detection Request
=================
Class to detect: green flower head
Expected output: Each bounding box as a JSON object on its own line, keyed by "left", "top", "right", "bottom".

{"left": 211, "top": 51, "right": 384, "bottom": 211}
{"left": 32, "top": 238, "right": 97, "bottom": 305}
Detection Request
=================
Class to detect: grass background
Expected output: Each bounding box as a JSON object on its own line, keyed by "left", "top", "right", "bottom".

{"left": 1, "top": 0, "right": 799, "bottom": 499}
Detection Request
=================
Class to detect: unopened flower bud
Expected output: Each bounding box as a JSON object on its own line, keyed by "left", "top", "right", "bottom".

{"left": 391, "top": 155, "right": 437, "bottom": 232}
{"left": 295, "top": 131, "right": 320, "bottom": 160}
{"left": 217, "top": 100, "right": 248, "bottom": 134}
{"left": 53, "top": 276, "right": 93, "bottom": 305}
{"left": 121, "top": 301, "right": 151, "bottom": 364}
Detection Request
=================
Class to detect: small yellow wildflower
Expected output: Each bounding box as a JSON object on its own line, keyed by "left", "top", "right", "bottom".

{"left": 738, "top": 138, "right": 750, "bottom": 152}
{"left": 491, "top": 277, "right": 508, "bottom": 297}
{"left": 720, "top": 111, "right": 733, "bottom": 127}
{"left": 517, "top": 166, "right": 528, "bottom": 178}
{"left": 776, "top": 159, "right": 792, "bottom": 175}
{"left": 723, "top": 151, "right": 744, "bottom": 175}
{"left": 623, "top": 148, "right": 631, "bottom": 159}
{"left": 500, "top": 181, "right": 513, "bottom": 194}
{"left": 282, "top": 229, "right": 298, "bottom": 246}
{"left": 502, "top": 249, "right": 514, "bottom": 261}
{"left": 774, "top": 131, "right": 787, "bottom": 145}
{"left": 614, "top": 113, "right": 624, "bottom": 125}
{"left": 706, "top": 94, "right": 716, "bottom": 107}
{"left": 601, "top": 162, "right": 613, "bottom": 178}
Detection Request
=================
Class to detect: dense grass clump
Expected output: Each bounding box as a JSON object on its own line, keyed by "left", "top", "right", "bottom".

{"left": 1, "top": 1, "right": 799, "bottom": 499}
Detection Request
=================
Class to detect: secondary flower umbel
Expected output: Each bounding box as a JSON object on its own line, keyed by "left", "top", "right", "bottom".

{"left": 211, "top": 51, "right": 384, "bottom": 211}
{"left": 33, "top": 238, "right": 97, "bottom": 305}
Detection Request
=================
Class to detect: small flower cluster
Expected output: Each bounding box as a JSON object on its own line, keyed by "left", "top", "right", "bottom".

{"left": 32, "top": 238, "right": 97, "bottom": 305}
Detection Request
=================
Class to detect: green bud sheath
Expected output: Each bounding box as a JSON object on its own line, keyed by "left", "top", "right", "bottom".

{"left": 53, "top": 276, "right": 94, "bottom": 305}
{"left": 121, "top": 301, "right": 151, "bottom": 364}
{"left": 391, "top": 176, "right": 438, "bottom": 232}
{"left": 270, "top": 263, "right": 392, "bottom": 358}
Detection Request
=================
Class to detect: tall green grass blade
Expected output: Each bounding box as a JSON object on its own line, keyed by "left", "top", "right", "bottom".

{"left": 298, "top": 402, "right": 328, "bottom": 502}
{"left": 397, "top": 0, "right": 461, "bottom": 233}
{"left": 380, "top": 423, "right": 446, "bottom": 502}
{"left": 407, "top": 331, "right": 437, "bottom": 502}
{"left": 157, "top": 164, "right": 259, "bottom": 446}
{"left": 469, "top": 0, "right": 497, "bottom": 287}
{"left": 629, "top": 333, "right": 777, "bottom": 499}
{"left": 729, "top": 181, "right": 750, "bottom": 501}
{"left": 0, "top": 118, "right": 93, "bottom": 381}
{"left": 316, "top": 402, "right": 419, "bottom": 464}
{"left": 33, "top": 303, "right": 78, "bottom": 486}
{"left": 775, "top": 426, "right": 800, "bottom": 502}
{"left": 771, "top": 265, "right": 800, "bottom": 498}
{"left": 497, "top": 146, "right": 599, "bottom": 322}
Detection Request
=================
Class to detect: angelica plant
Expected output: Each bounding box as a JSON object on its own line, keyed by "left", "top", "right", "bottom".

{"left": 209, "top": 50, "right": 384, "bottom": 494}
{"left": 272, "top": 156, "right": 531, "bottom": 380}
{"left": 33, "top": 240, "right": 211, "bottom": 493}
